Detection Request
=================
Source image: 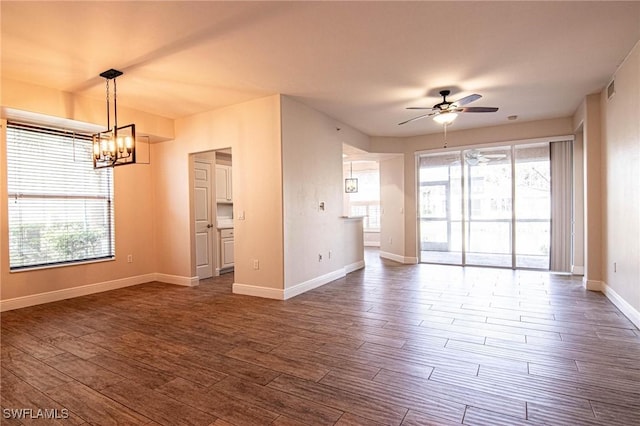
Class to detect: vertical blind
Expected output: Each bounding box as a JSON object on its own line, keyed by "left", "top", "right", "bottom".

{"left": 550, "top": 140, "right": 573, "bottom": 272}
{"left": 6, "top": 123, "right": 114, "bottom": 270}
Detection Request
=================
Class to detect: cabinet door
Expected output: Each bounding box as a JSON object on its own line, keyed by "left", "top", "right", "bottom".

{"left": 226, "top": 167, "right": 232, "bottom": 202}
{"left": 215, "top": 165, "right": 231, "bottom": 202}
{"left": 221, "top": 239, "right": 234, "bottom": 268}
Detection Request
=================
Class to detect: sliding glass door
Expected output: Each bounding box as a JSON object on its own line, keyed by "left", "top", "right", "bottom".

{"left": 514, "top": 143, "right": 550, "bottom": 268}
{"left": 418, "top": 152, "right": 462, "bottom": 265}
{"left": 418, "top": 142, "right": 551, "bottom": 269}
{"left": 464, "top": 147, "right": 513, "bottom": 267}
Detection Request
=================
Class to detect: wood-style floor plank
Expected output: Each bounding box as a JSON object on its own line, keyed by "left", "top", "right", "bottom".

{"left": 213, "top": 376, "right": 343, "bottom": 425}
{"left": 268, "top": 373, "right": 407, "bottom": 425}
{"left": 100, "top": 379, "right": 216, "bottom": 426}
{"left": 44, "top": 381, "right": 151, "bottom": 425}
{"left": 2, "top": 249, "right": 639, "bottom": 425}
{"left": 155, "top": 377, "right": 279, "bottom": 425}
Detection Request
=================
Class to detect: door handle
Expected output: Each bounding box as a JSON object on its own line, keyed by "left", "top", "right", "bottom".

{"left": 207, "top": 224, "right": 213, "bottom": 228}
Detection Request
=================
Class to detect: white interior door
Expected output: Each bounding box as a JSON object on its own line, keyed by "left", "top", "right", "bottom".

{"left": 194, "top": 160, "right": 214, "bottom": 279}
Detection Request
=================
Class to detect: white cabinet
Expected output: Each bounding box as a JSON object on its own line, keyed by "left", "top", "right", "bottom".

{"left": 215, "top": 165, "right": 232, "bottom": 203}
{"left": 219, "top": 228, "right": 234, "bottom": 270}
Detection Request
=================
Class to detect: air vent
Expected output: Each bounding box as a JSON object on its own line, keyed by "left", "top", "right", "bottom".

{"left": 607, "top": 79, "right": 615, "bottom": 100}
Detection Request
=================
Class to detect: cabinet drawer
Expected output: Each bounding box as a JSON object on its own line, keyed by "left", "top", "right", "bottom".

{"left": 221, "top": 228, "right": 234, "bottom": 238}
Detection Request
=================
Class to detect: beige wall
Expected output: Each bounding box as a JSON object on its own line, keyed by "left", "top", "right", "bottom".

{"left": 280, "top": 96, "right": 367, "bottom": 287}
{"left": 3, "top": 47, "right": 638, "bottom": 318}
{"left": 0, "top": 121, "right": 157, "bottom": 301}
{"left": 379, "top": 155, "right": 406, "bottom": 260}
{"left": 600, "top": 40, "right": 640, "bottom": 312}
{"left": 575, "top": 94, "right": 604, "bottom": 288}
{"left": 156, "top": 95, "right": 284, "bottom": 289}
{"left": 371, "top": 117, "right": 574, "bottom": 259}
{"left": 572, "top": 130, "right": 585, "bottom": 273}
{"left": 0, "top": 79, "right": 164, "bottom": 303}
{"left": 1, "top": 79, "right": 174, "bottom": 141}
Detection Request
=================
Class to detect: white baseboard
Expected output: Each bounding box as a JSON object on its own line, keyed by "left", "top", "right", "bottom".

{"left": 571, "top": 265, "right": 585, "bottom": 275}
{"left": 583, "top": 278, "right": 603, "bottom": 291}
{"left": 602, "top": 282, "right": 640, "bottom": 329}
{"left": 379, "top": 251, "right": 418, "bottom": 264}
{"left": 344, "top": 260, "right": 365, "bottom": 274}
{"left": 155, "top": 273, "right": 199, "bottom": 287}
{"left": 284, "top": 268, "right": 346, "bottom": 300}
{"left": 0, "top": 274, "right": 156, "bottom": 312}
{"left": 232, "top": 282, "right": 284, "bottom": 300}
{"left": 233, "top": 263, "right": 363, "bottom": 301}
{"left": 1, "top": 261, "right": 361, "bottom": 311}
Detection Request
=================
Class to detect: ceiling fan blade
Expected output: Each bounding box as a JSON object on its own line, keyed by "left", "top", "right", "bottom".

{"left": 452, "top": 93, "right": 481, "bottom": 107}
{"left": 406, "top": 107, "right": 435, "bottom": 110}
{"left": 398, "top": 112, "right": 434, "bottom": 125}
{"left": 459, "top": 106, "right": 499, "bottom": 113}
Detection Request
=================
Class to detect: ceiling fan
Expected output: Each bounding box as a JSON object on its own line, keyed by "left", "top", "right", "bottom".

{"left": 399, "top": 90, "right": 499, "bottom": 126}
{"left": 464, "top": 149, "right": 507, "bottom": 166}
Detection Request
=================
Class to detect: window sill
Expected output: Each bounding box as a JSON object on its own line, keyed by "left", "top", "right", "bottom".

{"left": 10, "top": 256, "right": 115, "bottom": 273}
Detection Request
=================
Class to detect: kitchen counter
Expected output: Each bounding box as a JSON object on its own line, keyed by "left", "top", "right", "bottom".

{"left": 217, "top": 219, "right": 234, "bottom": 229}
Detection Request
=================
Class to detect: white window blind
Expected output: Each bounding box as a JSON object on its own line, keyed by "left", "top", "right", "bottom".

{"left": 6, "top": 123, "right": 114, "bottom": 270}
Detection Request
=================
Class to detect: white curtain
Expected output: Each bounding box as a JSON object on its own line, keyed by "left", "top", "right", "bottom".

{"left": 550, "top": 141, "right": 573, "bottom": 272}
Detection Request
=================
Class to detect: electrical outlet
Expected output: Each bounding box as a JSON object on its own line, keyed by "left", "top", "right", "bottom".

{"left": 127, "top": 254, "right": 133, "bottom": 263}
{"left": 253, "top": 259, "right": 259, "bottom": 270}
{"left": 318, "top": 254, "right": 323, "bottom": 262}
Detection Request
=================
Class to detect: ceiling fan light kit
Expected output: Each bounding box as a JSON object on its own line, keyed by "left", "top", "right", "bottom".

{"left": 433, "top": 112, "right": 457, "bottom": 124}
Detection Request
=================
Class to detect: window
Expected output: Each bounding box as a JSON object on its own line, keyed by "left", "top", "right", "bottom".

{"left": 417, "top": 143, "right": 553, "bottom": 269}
{"left": 6, "top": 123, "right": 114, "bottom": 270}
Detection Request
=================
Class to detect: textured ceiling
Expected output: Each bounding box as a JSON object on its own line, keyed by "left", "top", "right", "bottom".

{"left": 2, "top": 1, "right": 639, "bottom": 137}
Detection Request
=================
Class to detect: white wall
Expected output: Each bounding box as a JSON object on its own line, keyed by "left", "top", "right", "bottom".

{"left": 280, "top": 96, "right": 368, "bottom": 289}
{"left": 379, "top": 155, "right": 408, "bottom": 262}
{"left": 600, "top": 40, "right": 640, "bottom": 318}
{"left": 154, "top": 95, "right": 284, "bottom": 291}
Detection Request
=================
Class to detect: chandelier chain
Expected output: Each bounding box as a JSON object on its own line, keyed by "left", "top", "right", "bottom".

{"left": 105, "top": 79, "right": 110, "bottom": 130}
{"left": 113, "top": 78, "right": 118, "bottom": 129}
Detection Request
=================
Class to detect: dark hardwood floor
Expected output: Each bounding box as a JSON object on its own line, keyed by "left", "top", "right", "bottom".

{"left": 2, "top": 250, "right": 639, "bottom": 425}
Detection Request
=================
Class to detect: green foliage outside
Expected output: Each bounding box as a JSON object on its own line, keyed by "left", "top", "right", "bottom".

{"left": 10, "top": 223, "right": 104, "bottom": 266}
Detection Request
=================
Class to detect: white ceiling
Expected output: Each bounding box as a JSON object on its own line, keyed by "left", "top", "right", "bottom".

{"left": 2, "top": 1, "right": 639, "bottom": 137}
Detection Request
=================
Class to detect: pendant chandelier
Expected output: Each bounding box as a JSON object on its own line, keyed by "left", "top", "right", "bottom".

{"left": 92, "top": 69, "right": 136, "bottom": 168}
{"left": 345, "top": 161, "right": 358, "bottom": 193}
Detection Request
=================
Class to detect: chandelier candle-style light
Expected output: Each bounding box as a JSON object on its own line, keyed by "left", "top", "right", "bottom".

{"left": 92, "top": 69, "right": 136, "bottom": 168}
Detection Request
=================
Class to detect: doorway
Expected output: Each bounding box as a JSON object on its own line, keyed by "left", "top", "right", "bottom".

{"left": 191, "top": 148, "right": 234, "bottom": 280}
